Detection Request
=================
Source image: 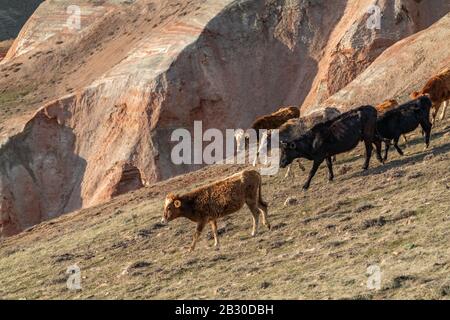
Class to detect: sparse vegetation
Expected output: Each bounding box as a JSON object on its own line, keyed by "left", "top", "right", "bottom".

{"left": 0, "top": 117, "right": 448, "bottom": 299}
{"left": 0, "top": 87, "right": 32, "bottom": 106}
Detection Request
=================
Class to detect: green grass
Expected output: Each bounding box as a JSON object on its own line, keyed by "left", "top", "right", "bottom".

{"left": 0, "top": 87, "right": 33, "bottom": 106}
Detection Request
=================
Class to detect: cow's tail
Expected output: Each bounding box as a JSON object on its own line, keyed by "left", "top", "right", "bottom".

{"left": 258, "top": 177, "right": 268, "bottom": 209}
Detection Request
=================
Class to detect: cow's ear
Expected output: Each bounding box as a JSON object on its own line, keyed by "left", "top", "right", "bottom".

{"left": 174, "top": 200, "right": 182, "bottom": 208}
{"left": 289, "top": 142, "right": 296, "bottom": 150}
{"left": 167, "top": 193, "right": 176, "bottom": 200}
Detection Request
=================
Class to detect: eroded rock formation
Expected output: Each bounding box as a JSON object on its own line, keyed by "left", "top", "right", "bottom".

{"left": 0, "top": 0, "right": 449, "bottom": 236}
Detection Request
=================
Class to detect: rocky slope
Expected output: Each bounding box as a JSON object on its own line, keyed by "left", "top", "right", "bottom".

{"left": 318, "top": 13, "right": 450, "bottom": 112}
{"left": 0, "top": 0, "right": 449, "bottom": 236}
{"left": 302, "top": 0, "right": 450, "bottom": 109}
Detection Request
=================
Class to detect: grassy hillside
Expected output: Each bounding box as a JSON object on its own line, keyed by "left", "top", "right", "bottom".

{"left": 0, "top": 116, "right": 449, "bottom": 299}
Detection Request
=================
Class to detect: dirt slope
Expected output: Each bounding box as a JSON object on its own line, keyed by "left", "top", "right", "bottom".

{"left": 0, "top": 116, "right": 449, "bottom": 299}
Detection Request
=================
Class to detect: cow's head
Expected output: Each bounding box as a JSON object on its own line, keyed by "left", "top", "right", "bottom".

{"left": 418, "top": 95, "right": 433, "bottom": 109}
{"left": 279, "top": 140, "right": 298, "bottom": 168}
{"left": 162, "top": 193, "right": 183, "bottom": 224}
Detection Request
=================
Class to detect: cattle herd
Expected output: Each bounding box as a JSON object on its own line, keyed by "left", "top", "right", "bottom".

{"left": 162, "top": 67, "right": 450, "bottom": 252}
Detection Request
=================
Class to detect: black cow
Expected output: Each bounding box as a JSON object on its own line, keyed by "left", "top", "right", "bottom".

{"left": 279, "top": 105, "right": 383, "bottom": 190}
{"left": 376, "top": 96, "right": 432, "bottom": 161}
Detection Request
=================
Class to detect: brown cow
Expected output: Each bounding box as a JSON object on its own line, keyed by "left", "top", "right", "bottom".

{"left": 251, "top": 106, "right": 300, "bottom": 140}
{"left": 249, "top": 106, "right": 300, "bottom": 166}
{"left": 411, "top": 67, "right": 450, "bottom": 124}
{"left": 376, "top": 99, "right": 399, "bottom": 114}
{"left": 162, "top": 169, "right": 270, "bottom": 252}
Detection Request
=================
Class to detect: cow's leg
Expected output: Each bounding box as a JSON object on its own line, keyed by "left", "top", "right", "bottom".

{"left": 209, "top": 220, "right": 220, "bottom": 249}
{"left": 247, "top": 204, "right": 260, "bottom": 237}
{"left": 373, "top": 138, "right": 384, "bottom": 163}
{"left": 303, "top": 159, "right": 323, "bottom": 190}
{"left": 440, "top": 100, "right": 448, "bottom": 121}
{"left": 402, "top": 134, "right": 408, "bottom": 146}
{"left": 393, "top": 136, "right": 404, "bottom": 156}
{"left": 258, "top": 205, "right": 271, "bottom": 231}
{"left": 419, "top": 118, "right": 432, "bottom": 148}
{"left": 431, "top": 104, "right": 440, "bottom": 125}
{"left": 284, "top": 159, "right": 305, "bottom": 179}
{"left": 298, "top": 159, "right": 306, "bottom": 171}
{"left": 363, "top": 140, "right": 373, "bottom": 170}
{"left": 189, "top": 221, "right": 205, "bottom": 252}
{"left": 383, "top": 140, "right": 391, "bottom": 161}
{"left": 284, "top": 164, "right": 293, "bottom": 179}
{"left": 254, "top": 131, "right": 269, "bottom": 166}
{"left": 325, "top": 156, "right": 334, "bottom": 181}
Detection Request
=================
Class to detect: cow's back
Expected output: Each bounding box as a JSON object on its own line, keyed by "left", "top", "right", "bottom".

{"left": 422, "top": 70, "right": 450, "bottom": 102}
{"left": 311, "top": 106, "right": 373, "bottom": 153}
{"left": 190, "top": 174, "right": 246, "bottom": 219}
{"left": 241, "top": 169, "right": 261, "bottom": 195}
{"left": 279, "top": 107, "right": 341, "bottom": 142}
{"left": 279, "top": 118, "right": 308, "bottom": 142}
{"left": 326, "top": 111, "right": 364, "bottom": 143}
{"left": 377, "top": 99, "right": 429, "bottom": 138}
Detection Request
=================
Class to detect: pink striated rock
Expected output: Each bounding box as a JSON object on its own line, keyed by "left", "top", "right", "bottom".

{"left": 0, "top": 0, "right": 449, "bottom": 237}
{"left": 301, "top": 0, "right": 450, "bottom": 112}
{"left": 319, "top": 13, "right": 450, "bottom": 112}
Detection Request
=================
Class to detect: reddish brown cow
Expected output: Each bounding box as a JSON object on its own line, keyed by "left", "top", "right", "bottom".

{"left": 162, "top": 169, "right": 270, "bottom": 252}
{"left": 411, "top": 67, "right": 450, "bottom": 123}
